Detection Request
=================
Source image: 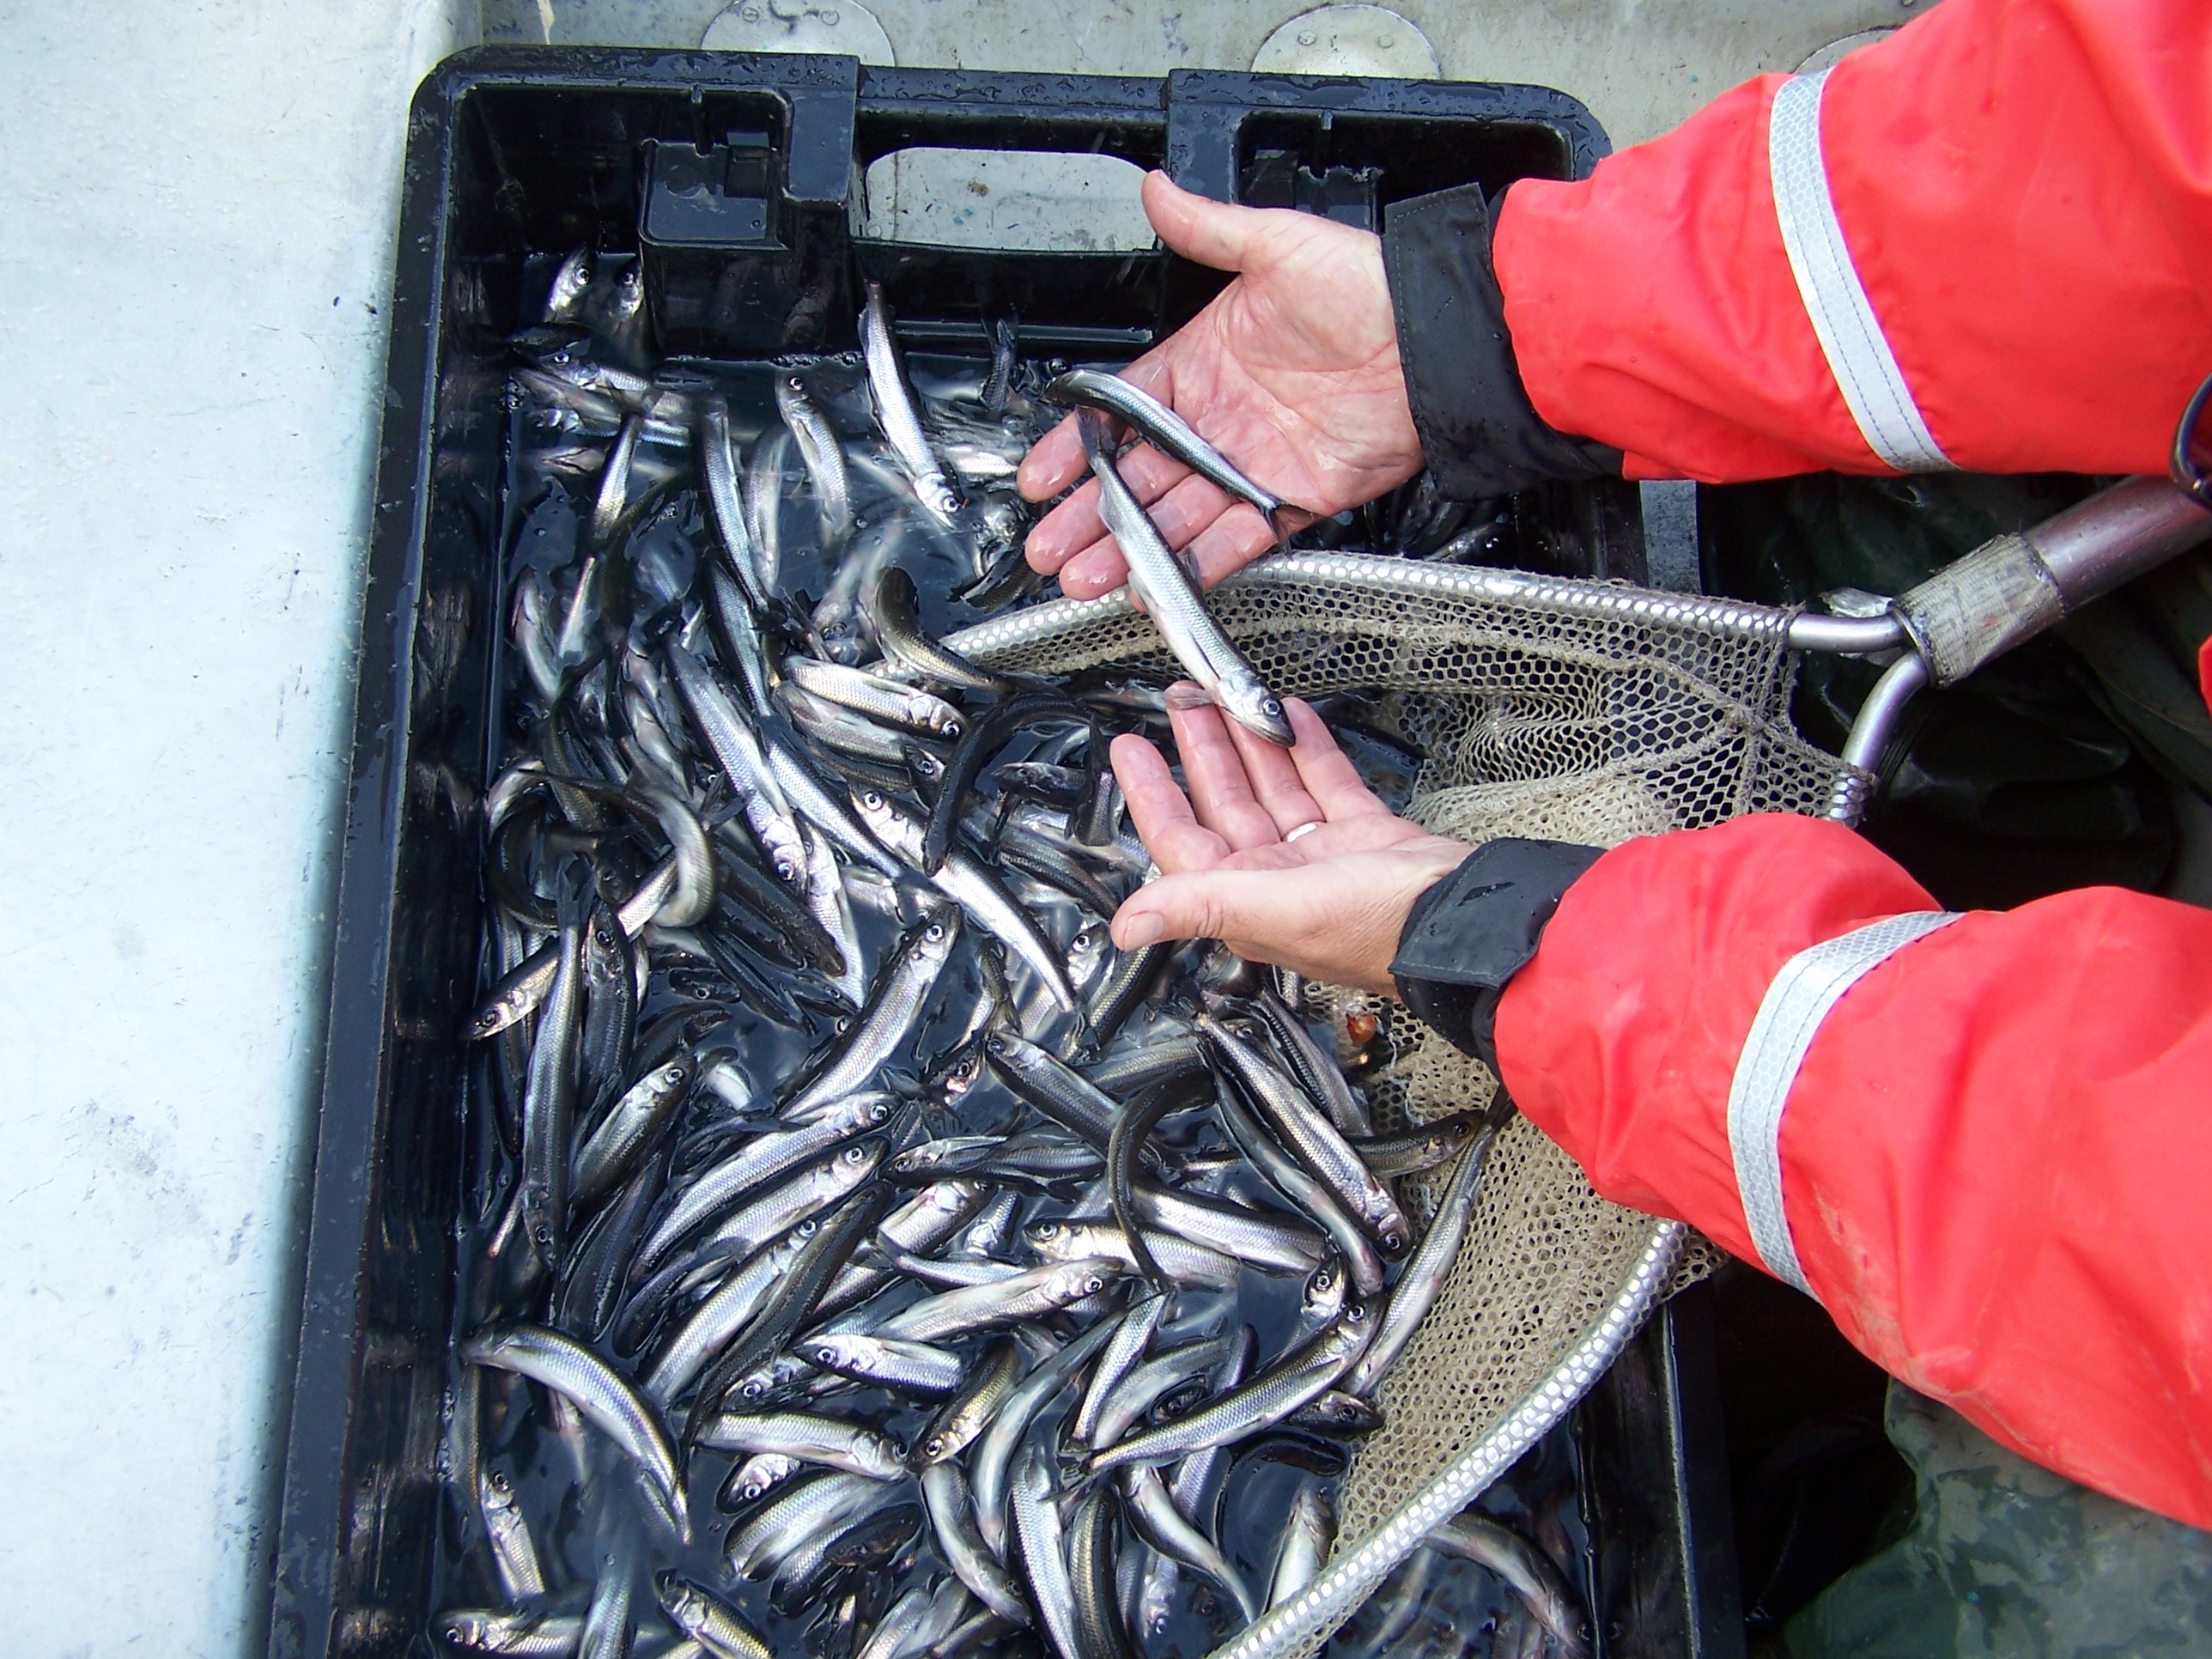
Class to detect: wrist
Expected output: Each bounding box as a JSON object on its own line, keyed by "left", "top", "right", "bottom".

{"left": 1389, "top": 838, "right": 1605, "bottom": 1066}
{"left": 1380, "top": 182, "right": 1622, "bottom": 497}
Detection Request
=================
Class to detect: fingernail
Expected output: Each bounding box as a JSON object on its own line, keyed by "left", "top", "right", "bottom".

{"left": 1118, "top": 913, "right": 1165, "bottom": 949}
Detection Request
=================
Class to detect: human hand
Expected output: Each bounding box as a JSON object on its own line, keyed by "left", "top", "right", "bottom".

{"left": 1018, "top": 172, "right": 1424, "bottom": 601}
{"left": 1109, "top": 694, "right": 1468, "bottom": 994}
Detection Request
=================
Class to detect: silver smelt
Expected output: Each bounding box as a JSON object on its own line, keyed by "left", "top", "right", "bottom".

{"left": 579, "top": 1549, "right": 635, "bottom": 1659}
{"left": 1210, "top": 1057, "right": 1386, "bottom": 1297}
{"left": 818, "top": 1180, "right": 987, "bottom": 1318}
{"left": 1424, "top": 1512, "right": 1592, "bottom": 1659}
{"left": 1267, "top": 1483, "right": 1336, "bottom": 1609}
{"left": 479, "top": 1465, "right": 548, "bottom": 1601}
{"left": 1012, "top": 1444, "right": 1085, "bottom": 1659}
{"left": 1200, "top": 1013, "right": 1411, "bottom": 1255}
{"left": 471, "top": 855, "right": 678, "bottom": 1038}
{"left": 1048, "top": 367, "right": 1283, "bottom": 523}
{"left": 641, "top": 1224, "right": 813, "bottom": 1405}
{"left": 970, "top": 1319, "right": 1119, "bottom": 1561}
{"left": 1072, "top": 1293, "right": 1170, "bottom": 1445}
{"left": 723, "top": 1472, "right": 879, "bottom": 1580}
{"left": 1088, "top": 1304, "right": 1376, "bottom": 1474}
{"left": 690, "top": 1141, "right": 886, "bottom": 1271}
{"left": 805, "top": 1331, "right": 968, "bottom": 1396}
{"left": 854, "top": 1588, "right": 933, "bottom": 1659}
{"left": 657, "top": 1573, "right": 774, "bottom": 1659}
{"left": 1346, "top": 1127, "right": 1498, "bottom": 1398}
{"left": 786, "top": 655, "right": 964, "bottom": 738}
{"left": 724, "top": 1450, "right": 801, "bottom": 1505}
{"left": 571, "top": 1058, "right": 693, "bottom": 1208}
{"left": 592, "top": 416, "right": 641, "bottom": 543}
{"left": 785, "top": 910, "right": 962, "bottom": 1121}
{"left": 1121, "top": 1462, "right": 1261, "bottom": 1626}
{"left": 873, "top": 1257, "right": 1120, "bottom": 1346}
{"left": 699, "top": 395, "right": 770, "bottom": 609}
{"left": 921, "top": 1461, "right": 1031, "bottom": 1626}
{"left": 775, "top": 374, "right": 854, "bottom": 555}
{"left": 745, "top": 425, "right": 787, "bottom": 592}
{"left": 1079, "top": 412, "right": 1293, "bottom": 746}
{"left": 799, "top": 819, "right": 870, "bottom": 1007}
{"left": 861, "top": 283, "right": 964, "bottom": 525}
{"left": 765, "top": 732, "right": 902, "bottom": 878}
{"left": 635, "top": 1091, "right": 891, "bottom": 1272}
{"left": 692, "top": 1410, "right": 906, "bottom": 1480}
{"left": 438, "top": 1609, "right": 586, "bottom": 1656}
{"left": 1087, "top": 1334, "right": 1237, "bottom": 1450}
{"left": 666, "top": 640, "right": 807, "bottom": 886}
{"left": 850, "top": 788, "right": 1079, "bottom": 1014}
{"left": 459, "top": 1323, "right": 688, "bottom": 1542}
{"left": 545, "top": 246, "right": 593, "bottom": 321}
{"left": 1130, "top": 1182, "right": 1325, "bottom": 1275}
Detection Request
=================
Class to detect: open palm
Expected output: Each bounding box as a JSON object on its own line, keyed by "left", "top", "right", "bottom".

{"left": 1110, "top": 696, "right": 1468, "bottom": 994}
{"left": 1019, "top": 173, "right": 1425, "bottom": 601}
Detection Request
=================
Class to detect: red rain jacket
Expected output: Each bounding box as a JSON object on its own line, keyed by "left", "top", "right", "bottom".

{"left": 1486, "top": 0, "right": 2212, "bottom": 1527}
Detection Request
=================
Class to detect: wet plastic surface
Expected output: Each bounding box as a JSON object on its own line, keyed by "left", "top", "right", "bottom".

{"left": 266, "top": 46, "right": 1726, "bottom": 1658}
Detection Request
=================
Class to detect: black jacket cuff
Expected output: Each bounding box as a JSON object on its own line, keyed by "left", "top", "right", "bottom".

{"left": 1381, "top": 181, "right": 1623, "bottom": 498}
{"left": 1390, "top": 837, "right": 1606, "bottom": 1068}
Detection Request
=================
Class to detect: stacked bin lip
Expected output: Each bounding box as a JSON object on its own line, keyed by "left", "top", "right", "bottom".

{"left": 265, "top": 46, "right": 1737, "bottom": 1659}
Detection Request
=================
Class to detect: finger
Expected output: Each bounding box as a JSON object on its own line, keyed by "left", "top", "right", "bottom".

{"left": 1142, "top": 171, "right": 1278, "bottom": 275}
{"left": 1184, "top": 505, "right": 1289, "bottom": 587}
{"left": 1024, "top": 443, "right": 1198, "bottom": 572}
{"left": 1133, "top": 471, "right": 1243, "bottom": 551}
{"left": 1166, "top": 693, "right": 1283, "bottom": 851}
{"left": 1222, "top": 714, "right": 1328, "bottom": 836}
{"left": 1108, "top": 861, "right": 1304, "bottom": 953}
{"left": 1057, "top": 537, "right": 1133, "bottom": 600}
{"left": 1103, "top": 439, "right": 1200, "bottom": 505}
{"left": 1017, "top": 412, "right": 1088, "bottom": 503}
{"left": 1111, "top": 732, "right": 1231, "bottom": 874}
{"left": 1284, "top": 699, "right": 1394, "bottom": 819}
{"left": 1024, "top": 478, "right": 1108, "bottom": 572}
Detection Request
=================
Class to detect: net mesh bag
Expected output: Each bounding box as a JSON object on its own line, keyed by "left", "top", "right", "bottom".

{"left": 945, "top": 551, "right": 1859, "bottom": 1659}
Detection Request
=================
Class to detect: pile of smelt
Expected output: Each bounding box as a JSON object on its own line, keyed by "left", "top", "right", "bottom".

{"left": 437, "top": 249, "right": 1590, "bottom": 1659}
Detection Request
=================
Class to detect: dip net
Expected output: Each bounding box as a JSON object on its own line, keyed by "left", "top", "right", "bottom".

{"left": 946, "top": 550, "right": 1862, "bottom": 1659}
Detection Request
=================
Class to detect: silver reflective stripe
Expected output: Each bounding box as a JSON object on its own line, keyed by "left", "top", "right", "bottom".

{"left": 1769, "top": 70, "right": 1955, "bottom": 473}
{"left": 1726, "top": 909, "right": 1963, "bottom": 1296}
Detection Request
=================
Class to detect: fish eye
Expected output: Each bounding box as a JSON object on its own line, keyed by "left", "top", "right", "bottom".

{"left": 925, "top": 923, "right": 945, "bottom": 942}
{"left": 863, "top": 791, "right": 884, "bottom": 808}
{"left": 1085, "top": 1274, "right": 1104, "bottom": 1293}
{"left": 1382, "top": 1231, "right": 1405, "bottom": 1253}
{"left": 1032, "top": 1222, "right": 1060, "bottom": 1240}
{"left": 1261, "top": 697, "right": 1282, "bottom": 716}
{"left": 870, "top": 1102, "right": 890, "bottom": 1121}
{"left": 942, "top": 720, "right": 963, "bottom": 739}
{"left": 664, "top": 1065, "right": 687, "bottom": 1084}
